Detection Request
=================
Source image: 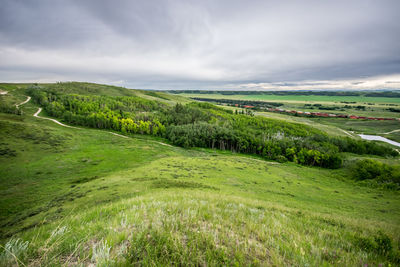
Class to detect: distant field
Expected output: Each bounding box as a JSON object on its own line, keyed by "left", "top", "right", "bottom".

{"left": 308, "top": 118, "right": 400, "bottom": 142}
{"left": 184, "top": 93, "right": 400, "bottom": 139}
{"left": 179, "top": 93, "right": 400, "bottom": 104}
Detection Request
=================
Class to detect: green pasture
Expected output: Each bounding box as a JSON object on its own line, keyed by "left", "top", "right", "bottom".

{"left": 178, "top": 93, "right": 400, "bottom": 104}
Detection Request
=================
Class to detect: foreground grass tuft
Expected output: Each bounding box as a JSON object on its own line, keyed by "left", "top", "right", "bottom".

{"left": 0, "top": 238, "right": 29, "bottom": 266}
{"left": 91, "top": 240, "right": 112, "bottom": 266}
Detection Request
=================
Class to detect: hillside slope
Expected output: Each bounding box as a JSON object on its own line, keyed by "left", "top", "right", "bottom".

{"left": 0, "top": 83, "right": 399, "bottom": 266}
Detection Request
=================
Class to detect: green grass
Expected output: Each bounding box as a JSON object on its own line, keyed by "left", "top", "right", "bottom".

{"left": 1, "top": 84, "right": 400, "bottom": 266}
{"left": 179, "top": 93, "right": 400, "bottom": 104}
{"left": 11, "top": 192, "right": 400, "bottom": 266}
{"left": 181, "top": 93, "right": 400, "bottom": 119}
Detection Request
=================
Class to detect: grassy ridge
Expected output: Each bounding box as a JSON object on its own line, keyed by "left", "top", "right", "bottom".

{"left": 1, "top": 83, "right": 400, "bottom": 266}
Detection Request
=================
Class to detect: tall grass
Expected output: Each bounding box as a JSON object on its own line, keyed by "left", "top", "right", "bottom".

{"left": 0, "top": 238, "right": 29, "bottom": 266}
{"left": 5, "top": 191, "right": 399, "bottom": 266}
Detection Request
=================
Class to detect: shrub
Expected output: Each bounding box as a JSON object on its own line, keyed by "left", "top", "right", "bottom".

{"left": 351, "top": 159, "right": 390, "bottom": 180}
{"left": 0, "top": 102, "right": 21, "bottom": 115}
{"left": 351, "top": 159, "right": 400, "bottom": 188}
{"left": 275, "top": 155, "right": 288, "bottom": 163}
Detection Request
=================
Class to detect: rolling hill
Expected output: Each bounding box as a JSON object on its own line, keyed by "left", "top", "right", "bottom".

{"left": 0, "top": 82, "right": 399, "bottom": 266}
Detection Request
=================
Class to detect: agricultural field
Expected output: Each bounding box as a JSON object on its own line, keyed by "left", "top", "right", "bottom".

{"left": 177, "top": 93, "right": 400, "bottom": 118}
{"left": 1, "top": 83, "right": 400, "bottom": 266}
{"left": 307, "top": 118, "right": 400, "bottom": 143}
{"left": 177, "top": 92, "right": 400, "bottom": 104}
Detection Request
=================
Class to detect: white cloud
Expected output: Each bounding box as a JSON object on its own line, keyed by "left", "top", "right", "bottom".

{"left": 232, "top": 75, "right": 400, "bottom": 91}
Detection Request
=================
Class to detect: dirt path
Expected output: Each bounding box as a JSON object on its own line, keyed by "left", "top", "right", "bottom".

{"left": 339, "top": 128, "right": 354, "bottom": 137}
{"left": 110, "top": 132, "right": 129, "bottom": 138}
{"left": 16, "top": 96, "right": 31, "bottom": 108}
{"left": 33, "top": 108, "right": 81, "bottom": 129}
{"left": 381, "top": 129, "right": 400, "bottom": 135}
{"left": 241, "top": 157, "right": 280, "bottom": 165}
{"left": 156, "top": 141, "right": 173, "bottom": 147}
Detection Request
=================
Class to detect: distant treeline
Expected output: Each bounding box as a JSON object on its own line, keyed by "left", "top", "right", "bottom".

{"left": 167, "top": 90, "right": 400, "bottom": 98}
{"left": 28, "top": 86, "right": 397, "bottom": 169}
{"left": 304, "top": 104, "right": 366, "bottom": 111}
{"left": 387, "top": 108, "right": 400, "bottom": 113}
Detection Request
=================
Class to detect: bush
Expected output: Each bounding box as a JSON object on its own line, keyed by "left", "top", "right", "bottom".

{"left": 275, "top": 155, "right": 288, "bottom": 163}
{"left": 351, "top": 159, "right": 400, "bottom": 187}
{"left": 0, "top": 101, "right": 21, "bottom": 115}
{"left": 351, "top": 159, "right": 388, "bottom": 180}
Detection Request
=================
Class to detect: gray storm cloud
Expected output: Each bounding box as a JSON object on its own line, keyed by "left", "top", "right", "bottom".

{"left": 0, "top": 0, "right": 399, "bottom": 90}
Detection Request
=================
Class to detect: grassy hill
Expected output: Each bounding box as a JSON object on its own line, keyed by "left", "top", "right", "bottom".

{"left": 0, "top": 83, "right": 399, "bottom": 266}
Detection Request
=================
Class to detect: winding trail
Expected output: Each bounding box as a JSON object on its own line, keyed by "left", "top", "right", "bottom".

{"left": 381, "top": 129, "right": 400, "bottom": 135}
{"left": 33, "top": 108, "right": 81, "bottom": 129}
{"left": 16, "top": 96, "right": 31, "bottom": 108}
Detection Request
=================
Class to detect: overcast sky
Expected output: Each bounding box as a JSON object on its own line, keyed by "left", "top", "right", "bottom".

{"left": 1, "top": 0, "right": 400, "bottom": 90}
